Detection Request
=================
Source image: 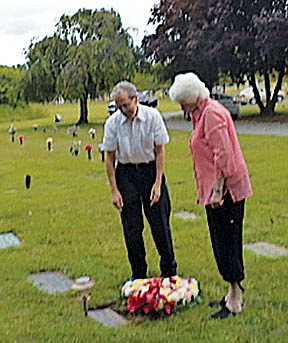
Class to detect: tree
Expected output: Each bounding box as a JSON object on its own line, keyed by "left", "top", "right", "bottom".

{"left": 143, "top": 0, "right": 288, "bottom": 115}
{"left": 23, "top": 8, "right": 136, "bottom": 124}
{"left": 142, "top": 0, "right": 220, "bottom": 86}
{"left": 56, "top": 8, "right": 135, "bottom": 124}
{"left": 209, "top": 0, "right": 288, "bottom": 115}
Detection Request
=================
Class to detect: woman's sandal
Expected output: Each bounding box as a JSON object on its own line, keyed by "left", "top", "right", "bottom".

{"left": 211, "top": 306, "right": 237, "bottom": 319}
{"left": 208, "top": 296, "right": 226, "bottom": 308}
{"left": 211, "top": 302, "right": 244, "bottom": 319}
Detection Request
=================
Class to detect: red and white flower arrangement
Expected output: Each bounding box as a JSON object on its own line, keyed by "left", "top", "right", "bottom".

{"left": 121, "top": 276, "right": 201, "bottom": 315}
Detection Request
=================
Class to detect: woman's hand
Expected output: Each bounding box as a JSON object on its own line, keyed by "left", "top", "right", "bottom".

{"left": 210, "top": 189, "right": 224, "bottom": 209}
{"left": 211, "top": 177, "right": 224, "bottom": 209}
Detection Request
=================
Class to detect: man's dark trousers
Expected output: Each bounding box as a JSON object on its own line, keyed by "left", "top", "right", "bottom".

{"left": 116, "top": 161, "right": 177, "bottom": 279}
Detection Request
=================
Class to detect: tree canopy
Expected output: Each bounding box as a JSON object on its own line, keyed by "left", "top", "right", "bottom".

{"left": 143, "top": 0, "right": 288, "bottom": 115}
{"left": 23, "top": 8, "right": 136, "bottom": 124}
{"left": 22, "top": 36, "right": 67, "bottom": 103}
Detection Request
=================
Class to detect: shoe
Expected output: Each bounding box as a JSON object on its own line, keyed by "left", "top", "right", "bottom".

{"left": 211, "top": 306, "right": 236, "bottom": 319}
{"left": 127, "top": 277, "right": 136, "bottom": 282}
{"left": 209, "top": 296, "right": 226, "bottom": 308}
{"left": 122, "top": 277, "right": 136, "bottom": 286}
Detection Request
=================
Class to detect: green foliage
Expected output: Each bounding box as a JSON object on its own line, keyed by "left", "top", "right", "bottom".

{"left": 0, "top": 66, "right": 25, "bottom": 107}
{"left": 143, "top": 0, "right": 287, "bottom": 115}
{"left": 22, "top": 36, "right": 68, "bottom": 103}
{"left": 0, "top": 103, "right": 49, "bottom": 123}
{"left": 56, "top": 8, "right": 136, "bottom": 99}
{"left": 0, "top": 114, "right": 287, "bottom": 341}
{"left": 22, "top": 8, "right": 136, "bottom": 124}
{"left": 133, "top": 67, "right": 170, "bottom": 92}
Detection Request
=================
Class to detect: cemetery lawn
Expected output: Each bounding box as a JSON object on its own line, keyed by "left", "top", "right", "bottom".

{"left": 0, "top": 103, "right": 287, "bottom": 342}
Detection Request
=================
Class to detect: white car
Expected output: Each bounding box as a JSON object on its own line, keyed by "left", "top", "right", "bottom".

{"left": 236, "top": 87, "right": 285, "bottom": 105}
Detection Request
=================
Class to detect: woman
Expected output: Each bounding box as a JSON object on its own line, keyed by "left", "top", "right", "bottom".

{"left": 169, "top": 72, "right": 252, "bottom": 319}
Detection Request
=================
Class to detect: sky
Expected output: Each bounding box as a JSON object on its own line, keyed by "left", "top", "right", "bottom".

{"left": 0, "top": 0, "right": 158, "bottom": 67}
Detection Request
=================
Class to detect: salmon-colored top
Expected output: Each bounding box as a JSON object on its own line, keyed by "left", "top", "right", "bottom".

{"left": 189, "top": 97, "right": 252, "bottom": 205}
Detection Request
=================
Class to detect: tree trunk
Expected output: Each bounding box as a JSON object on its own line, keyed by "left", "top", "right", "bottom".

{"left": 260, "top": 102, "right": 275, "bottom": 116}
{"left": 250, "top": 73, "right": 265, "bottom": 113}
{"left": 77, "top": 97, "right": 89, "bottom": 125}
{"left": 271, "top": 67, "right": 285, "bottom": 104}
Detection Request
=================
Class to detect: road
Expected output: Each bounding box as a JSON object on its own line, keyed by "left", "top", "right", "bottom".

{"left": 162, "top": 111, "right": 288, "bottom": 136}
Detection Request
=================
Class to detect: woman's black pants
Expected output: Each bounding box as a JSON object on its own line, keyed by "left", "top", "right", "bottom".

{"left": 116, "top": 161, "right": 177, "bottom": 279}
{"left": 205, "top": 192, "right": 245, "bottom": 283}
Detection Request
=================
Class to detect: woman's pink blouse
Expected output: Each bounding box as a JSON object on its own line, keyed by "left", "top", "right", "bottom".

{"left": 189, "top": 97, "right": 253, "bottom": 205}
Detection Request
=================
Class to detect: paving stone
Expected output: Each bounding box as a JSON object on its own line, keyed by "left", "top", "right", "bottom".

{"left": 174, "top": 211, "right": 197, "bottom": 221}
{"left": 244, "top": 242, "right": 288, "bottom": 257}
{"left": 28, "top": 272, "right": 73, "bottom": 294}
{"left": 0, "top": 232, "right": 21, "bottom": 249}
{"left": 88, "top": 308, "right": 128, "bottom": 327}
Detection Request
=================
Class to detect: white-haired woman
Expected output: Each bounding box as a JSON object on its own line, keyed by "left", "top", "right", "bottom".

{"left": 169, "top": 72, "right": 252, "bottom": 319}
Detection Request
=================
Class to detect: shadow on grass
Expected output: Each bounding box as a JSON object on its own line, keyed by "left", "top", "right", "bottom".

{"left": 238, "top": 112, "right": 288, "bottom": 123}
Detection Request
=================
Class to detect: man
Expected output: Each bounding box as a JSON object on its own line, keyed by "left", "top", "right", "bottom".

{"left": 102, "top": 81, "right": 177, "bottom": 280}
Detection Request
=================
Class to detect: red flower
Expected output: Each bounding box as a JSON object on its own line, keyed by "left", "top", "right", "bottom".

{"left": 127, "top": 295, "right": 146, "bottom": 312}
{"left": 84, "top": 144, "right": 93, "bottom": 151}
{"left": 164, "top": 303, "right": 172, "bottom": 315}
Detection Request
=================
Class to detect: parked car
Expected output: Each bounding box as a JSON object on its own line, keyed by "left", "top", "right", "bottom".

{"left": 184, "top": 92, "right": 239, "bottom": 121}
{"left": 212, "top": 93, "right": 240, "bottom": 121}
{"left": 235, "top": 87, "right": 285, "bottom": 105}
{"left": 107, "top": 90, "right": 158, "bottom": 115}
{"left": 138, "top": 90, "right": 158, "bottom": 108}
{"left": 107, "top": 100, "right": 118, "bottom": 115}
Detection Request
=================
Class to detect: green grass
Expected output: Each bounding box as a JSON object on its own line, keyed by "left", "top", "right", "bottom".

{"left": 238, "top": 99, "right": 288, "bottom": 121}
{"left": 0, "top": 102, "right": 288, "bottom": 342}
{"left": 0, "top": 97, "right": 181, "bottom": 128}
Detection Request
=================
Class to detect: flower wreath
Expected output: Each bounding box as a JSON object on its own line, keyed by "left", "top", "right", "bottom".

{"left": 121, "top": 276, "right": 201, "bottom": 315}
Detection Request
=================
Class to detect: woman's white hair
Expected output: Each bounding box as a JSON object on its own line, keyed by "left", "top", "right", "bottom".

{"left": 169, "top": 72, "right": 210, "bottom": 104}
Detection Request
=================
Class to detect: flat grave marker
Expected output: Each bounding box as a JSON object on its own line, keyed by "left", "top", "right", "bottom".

{"left": 28, "top": 272, "right": 73, "bottom": 294}
{"left": 88, "top": 308, "right": 128, "bottom": 327}
{"left": 245, "top": 241, "right": 288, "bottom": 257}
{"left": 174, "top": 211, "right": 197, "bottom": 221}
{"left": 0, "top": 232, "right": 21, "bottom": 249}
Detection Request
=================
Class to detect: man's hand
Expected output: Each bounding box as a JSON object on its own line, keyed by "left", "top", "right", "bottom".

{"left": 112, "top": 188, "right": 124, "bottom": 211}
{"left": 150, "top": 182, "right": 161, "bottom": 206}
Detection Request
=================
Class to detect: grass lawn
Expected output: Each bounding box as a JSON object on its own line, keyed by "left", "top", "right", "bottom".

{"left": 0, "top": 101, "right": 287, "bottom": 342}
